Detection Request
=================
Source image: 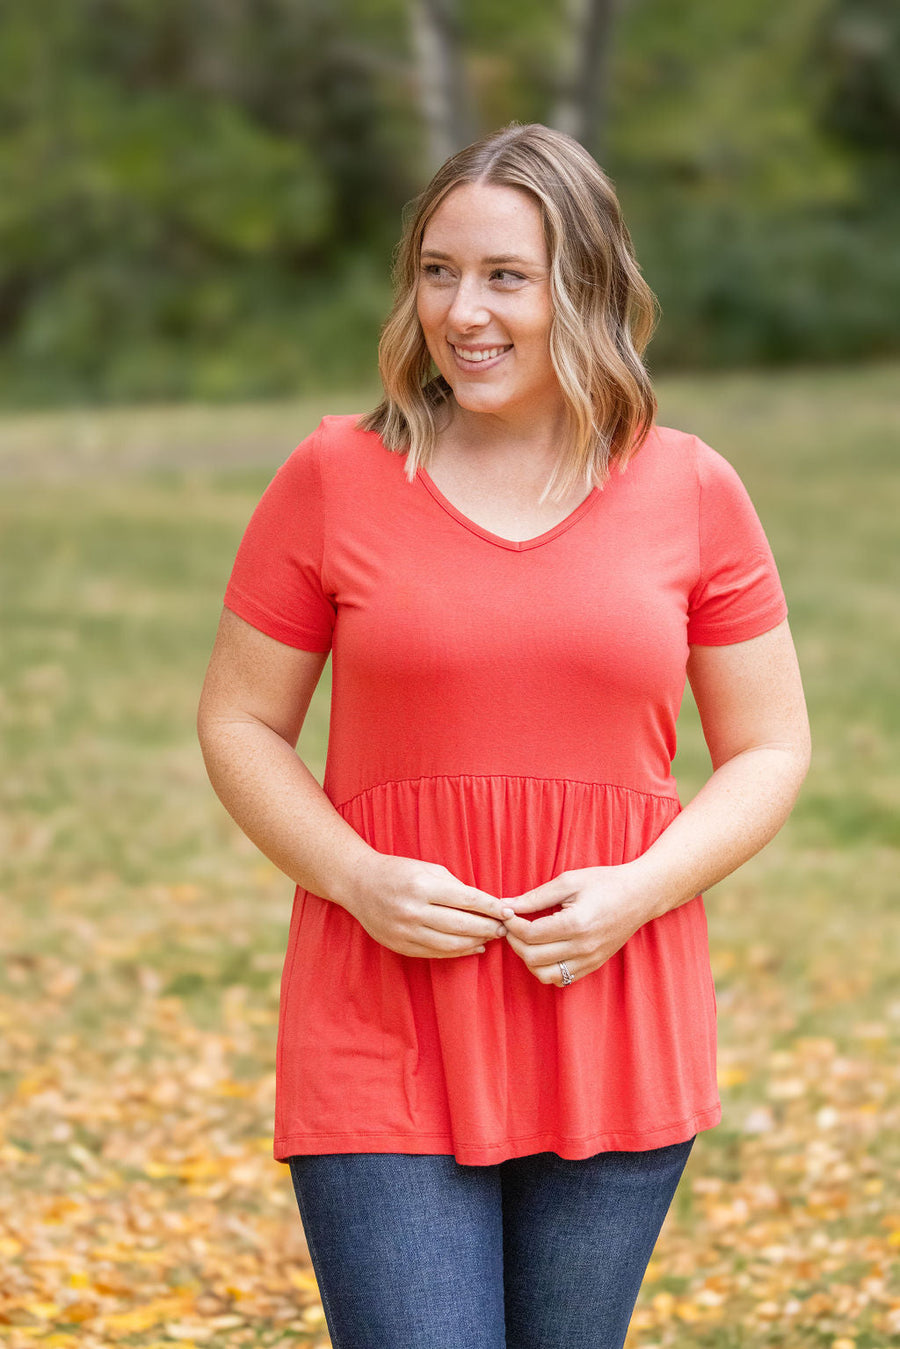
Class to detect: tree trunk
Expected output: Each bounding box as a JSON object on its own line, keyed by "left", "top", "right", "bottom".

{"left": 551, "top": 0, "right": 618, "bottom": 161}
{"left": 410, "top": 0, "right": 477, "bottom": 173}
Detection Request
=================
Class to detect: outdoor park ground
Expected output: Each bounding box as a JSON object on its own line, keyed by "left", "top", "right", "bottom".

{"left": 1, "top": 359, "right": 899, "bottom": 1347}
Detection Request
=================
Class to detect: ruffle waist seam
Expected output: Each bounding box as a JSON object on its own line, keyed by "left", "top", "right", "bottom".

{"left": 331, "top": 772, "right": 681, "bottom": 814}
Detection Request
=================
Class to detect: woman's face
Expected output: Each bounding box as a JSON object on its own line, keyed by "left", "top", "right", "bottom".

{"left": 416, "top": 182, "right": 564, "bottom": 433}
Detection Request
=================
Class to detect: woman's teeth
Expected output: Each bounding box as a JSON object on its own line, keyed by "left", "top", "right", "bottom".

{"left": 452, "top": 345, "right": 511, "bottom": 362}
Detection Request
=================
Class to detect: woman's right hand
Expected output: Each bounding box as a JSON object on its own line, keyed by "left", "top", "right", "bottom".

{"left": 342, "top": 853, "right": 509, "bottom": 959}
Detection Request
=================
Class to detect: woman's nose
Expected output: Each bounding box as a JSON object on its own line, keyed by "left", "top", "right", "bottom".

{"left": 447, "top": 276, "right": 490, "bottom": 329}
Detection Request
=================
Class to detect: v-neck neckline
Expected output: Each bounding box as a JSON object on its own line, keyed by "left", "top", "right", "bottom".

{"left": 416, "top": 466, "right": 602, "bottom": 553}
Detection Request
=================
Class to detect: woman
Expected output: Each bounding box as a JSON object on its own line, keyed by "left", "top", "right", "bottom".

{"left": 198, "top": 122, "right": 810, "bottom": 1349}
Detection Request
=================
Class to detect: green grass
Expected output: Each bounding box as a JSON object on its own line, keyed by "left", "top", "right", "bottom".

{"left": 1, "top": 362, "right": 898, "bottom": 1348}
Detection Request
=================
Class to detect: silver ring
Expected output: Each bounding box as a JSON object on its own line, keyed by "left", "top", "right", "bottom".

{"left": 558, "top": 961, "right": 574, "bottom": 986}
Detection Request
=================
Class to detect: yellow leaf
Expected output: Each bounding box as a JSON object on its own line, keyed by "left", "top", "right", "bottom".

{"left": 42, "top": 1197, "right": 83, "bottom": 1222}
{"left": 170, "top": 883, "right": 201, "bottom": 902}
{"left": 301, "top": 1306, "right": 328, "bottom": 1328}
{"left": 62, "top": 1300, "right": 97, "bottom": 1323}
{"left": 652, "top": 1291, "right": 675, "bottom": 1319}
{"left": 717, "top": 1066, "right": 748, "bottom": 1088}
{"left": 286, "top": 1269, "right": 320, "bottom": 1292}
{"left": 0, "top": 1236, "right": 22, "bottom": 1256}
{"left": 215, "top": 1080, "right": 254, "bottom": 1097}
{"left": 67, "top": 1272, "right": 89, "bottom": 1289}
{"left": 15, "top": 1074, "right": 51, "bottom": 1099}
{"left": 88, "top": 1244, "right": 132, "bottom": 1261}
{"left": 24, "top": 1302, "right": 61, "bottom": 1320}
{"left": 177, "top": 1158, "right": 223, "bottom": 1180}
{"left": 101, "top": 1308, "right": 165, "bottom": 1334}
{"left": 100, "top": 1298, "right": 188, "bottom": 1334}
{"left": 144, "top": 1161, "right": 176, "bottom": 1178}
{"left": 629, "top": 1308, "right": 656, "bottom": 1331}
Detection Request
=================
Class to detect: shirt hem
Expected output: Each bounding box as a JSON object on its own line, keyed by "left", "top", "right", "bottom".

{"left": 223, "top": 589, "right": 333, "bottom": 653}
{"left": 687, "top": 600, "right": 788, "bottom": 647}
{"left": 273, "top": 1101, "right": 722, "bottom": 1167}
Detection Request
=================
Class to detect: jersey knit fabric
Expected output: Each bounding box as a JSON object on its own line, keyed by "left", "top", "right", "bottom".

{"left": 223, "top": 414, "right": 788, "bottom": 1166}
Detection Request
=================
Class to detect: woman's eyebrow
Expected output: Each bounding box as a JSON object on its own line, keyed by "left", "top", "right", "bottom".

{"left": 420, "top": 249, "right": 536, "bottom": 266}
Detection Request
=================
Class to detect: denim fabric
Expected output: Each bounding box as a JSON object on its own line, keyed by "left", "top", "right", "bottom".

{"left": 287, "top": 1136, "right": 694, "bottom": 1349}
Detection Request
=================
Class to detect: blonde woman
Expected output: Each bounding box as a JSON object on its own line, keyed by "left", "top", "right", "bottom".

{"left": 198, "top": 123, "right": 810, "bottom": 1348}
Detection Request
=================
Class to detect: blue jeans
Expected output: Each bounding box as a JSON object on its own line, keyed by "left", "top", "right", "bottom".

{"left": 287, "top": 1137, "right": 695, "bottom": 1349}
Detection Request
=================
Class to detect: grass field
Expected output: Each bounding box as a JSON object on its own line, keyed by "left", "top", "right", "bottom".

{"left": 1, "top": 362, "right": 899, "bottom": 1348}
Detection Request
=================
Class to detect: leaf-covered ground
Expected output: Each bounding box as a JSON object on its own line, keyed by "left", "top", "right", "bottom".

{"left": 1, "top": 365, "right": 899, "bottom": 1347}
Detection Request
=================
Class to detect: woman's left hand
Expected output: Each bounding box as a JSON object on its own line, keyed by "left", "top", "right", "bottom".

{"left": 500, "top": 864, "right": 653, "bottom": 986}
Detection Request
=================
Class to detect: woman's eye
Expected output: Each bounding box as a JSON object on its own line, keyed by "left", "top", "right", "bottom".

{"left": 492, "top": 270, "right": 526, "bottom": 285}
{"left": 421, "top": 264, "right": 450, "bottom": 280}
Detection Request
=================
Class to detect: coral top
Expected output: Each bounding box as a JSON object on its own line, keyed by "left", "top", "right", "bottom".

{"left": 223, "top": 414, "right": 788, "bottom": 1166}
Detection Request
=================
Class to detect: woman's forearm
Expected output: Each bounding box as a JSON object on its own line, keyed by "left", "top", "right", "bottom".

{"left": 632, "top": 742, "right": 810, "bottom": 922}
{"left": 198, "top": 710, "right": 509, "bottom": 959}
{"left": 198, "top": 713, "right": 376, "bottom": 909}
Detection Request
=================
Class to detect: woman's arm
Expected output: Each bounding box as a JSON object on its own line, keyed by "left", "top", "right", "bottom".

{"left": 501, "top": 619, "right": 811, "bottom": 983}
{"left": 197, "top": 608, "right": 508, "bottom": 958}
{"left": 628, "top": 617, "right": 810, "bottom": 917}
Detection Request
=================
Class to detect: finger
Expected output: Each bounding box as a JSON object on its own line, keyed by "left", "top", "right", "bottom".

{"left": 531, "top": 958, "right": 581, "bottom": 987}
{"left": 502, "top": 909, "right": 578, "bottom": 945}
{"left": 504, "top": 930, "right": 577, "bottom": 968}
{"left": 403, "top": 936, "right": 490, "bottom": 959}
{"left": 419, "top": 907, "right": 507, "bottom": 942}
{"left": 430, "top": 884, "right": 506, "bottom": 921}
{"left": 503, "top": 875, "right": 575, "bottom": 914}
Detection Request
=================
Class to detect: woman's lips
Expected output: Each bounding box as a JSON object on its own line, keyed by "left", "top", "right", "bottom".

{"left": 448, "top": 343, "right": 513, "bottom": 371}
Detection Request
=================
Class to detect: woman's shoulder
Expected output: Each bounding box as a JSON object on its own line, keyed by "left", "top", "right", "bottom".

{"left": 636, "top": 423, "right": 743, "bottom": 489}
{"left": 268, "top": 414, "right": 410, "bottom": 524}
{"left": 288, "top": 413, "right": 396, "bottom": 476}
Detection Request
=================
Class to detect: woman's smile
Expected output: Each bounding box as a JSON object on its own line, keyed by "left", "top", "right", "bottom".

{"left": 448, "top": 341, "right": 513, "bottom": 370}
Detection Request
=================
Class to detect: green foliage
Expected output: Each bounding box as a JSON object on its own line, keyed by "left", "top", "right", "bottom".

{"left": 0, "top": 0, "right": 897, "bottom": 406}
{"left": 0, "top": 0, "right": 408, "bottom": 404}
{"left": 605, "top": 0, "right": 900, "bottom": 368}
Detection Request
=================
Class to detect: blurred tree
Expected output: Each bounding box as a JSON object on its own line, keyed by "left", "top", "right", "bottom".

{"left": 411, "top": 0, "right": 476, "bottom": 171}
{"left": 813, "top": 0, "right": 900, "bottom": 176}
{"left": 550, "top": 0, "right": 619, "bottom": 160}
{"left": 410, "top": 0, "right": 620, "bottom": 168}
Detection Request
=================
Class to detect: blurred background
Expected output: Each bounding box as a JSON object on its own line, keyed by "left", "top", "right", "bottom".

{"left": 1, "top": 3, "right": 899, "bottom": 1348}
{"left": 1, "top": 0, "right": 899, "bottom": 405}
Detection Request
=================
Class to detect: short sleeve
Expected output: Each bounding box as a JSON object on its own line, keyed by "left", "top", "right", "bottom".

{"left": 687, "top": 438, "right": 788, "bottom": 645}
{"left": 223, "top": 421, "right": 335, "bottom": 652}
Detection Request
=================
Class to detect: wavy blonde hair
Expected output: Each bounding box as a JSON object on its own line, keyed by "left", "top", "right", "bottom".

{"left": 357, "top": 121, "right": 659, "bottom": 500}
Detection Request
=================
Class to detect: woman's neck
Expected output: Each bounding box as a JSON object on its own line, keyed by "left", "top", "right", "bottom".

{"left": 436, "top": 399, "right": 569, "bottom": 477}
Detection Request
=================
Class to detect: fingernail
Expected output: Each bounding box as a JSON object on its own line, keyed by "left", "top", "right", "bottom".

{"left": 476, "top": 946, "right": 486, "bottom": 954}
{"left": 496, "top": 925, "right": 507, "bottom": 937}
{"left": 501, "top": 907, "right": 515, "bottom": 919}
